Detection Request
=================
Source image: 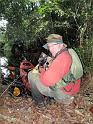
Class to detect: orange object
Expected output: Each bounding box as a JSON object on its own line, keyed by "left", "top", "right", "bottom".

{"left": 8, "top": 66, "right": 16, "bottom": 71}
{"left": 20, "top": 60, "right": 34, "bottom": 90}
{"left": 13, "top": 87, "right": 21, "bottom": 96}
{"left": 9, "top": 72, "right": 16, "bottom": 78}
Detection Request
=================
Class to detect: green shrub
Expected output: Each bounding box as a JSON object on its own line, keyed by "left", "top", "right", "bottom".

{"left": 74, "top": 36, "right": 93, "bottom": 76}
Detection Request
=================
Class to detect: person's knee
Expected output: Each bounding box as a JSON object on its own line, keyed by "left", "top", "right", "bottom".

{"left": 28, "top": 71, "right": 39, "bottom": 82}
{"left": 28, "top": 71, "right": 33, "bottom": 81}
{"left": 28, "top": 71, "right": 30, "bottom": 78}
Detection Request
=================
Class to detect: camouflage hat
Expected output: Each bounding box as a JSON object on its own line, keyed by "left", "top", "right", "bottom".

{"left": 43, "top": 34, "right": 63, "bottom": 49}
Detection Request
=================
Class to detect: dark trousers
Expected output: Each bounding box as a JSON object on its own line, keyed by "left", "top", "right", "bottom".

{"left": 28, "top": 71, "right": 73, "bottom": 104}
{"left": 29, "top": 79, "right": 45, "bottom": 104}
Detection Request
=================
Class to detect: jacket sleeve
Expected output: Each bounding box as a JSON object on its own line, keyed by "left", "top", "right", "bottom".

{"left": 39, "top": 51, "right": 72, "bottom": 87}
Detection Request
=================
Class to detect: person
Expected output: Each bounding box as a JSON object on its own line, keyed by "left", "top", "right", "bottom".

{"left": 28, "top": 34, "right": 83, "bottom": 108}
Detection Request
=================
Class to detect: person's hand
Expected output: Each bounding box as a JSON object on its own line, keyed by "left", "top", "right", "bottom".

{"left": 47, "top": 57, "right": 53, "bottom": 66}
{"left": 47, "top": 56, "right": 52, "bottom": 62}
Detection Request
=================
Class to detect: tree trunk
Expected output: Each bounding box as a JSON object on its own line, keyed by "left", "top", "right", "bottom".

{"left": 79, "top": 23, "right": 87, "bottom": 47}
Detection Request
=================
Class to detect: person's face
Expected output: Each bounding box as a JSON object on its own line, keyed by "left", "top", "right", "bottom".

{"left": 48, "top": 43, "right": 57, "bottom": 49}
{"left": 47, "top": 43, "right": 66, "bottom": 57}
{"left": 47, "top": 43, "right": 59, "bottom": 56}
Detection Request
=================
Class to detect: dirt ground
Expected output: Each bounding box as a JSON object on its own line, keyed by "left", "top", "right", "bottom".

{"left": 0, "top": 78, "right": 93, "bottom": 124}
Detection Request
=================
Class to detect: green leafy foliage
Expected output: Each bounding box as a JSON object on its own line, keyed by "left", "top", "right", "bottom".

{"left": 0, "top": 0, "right": 93, "bottom": 75}
{"left": 74, "top": 36, "right": 93, "bottom": 76}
